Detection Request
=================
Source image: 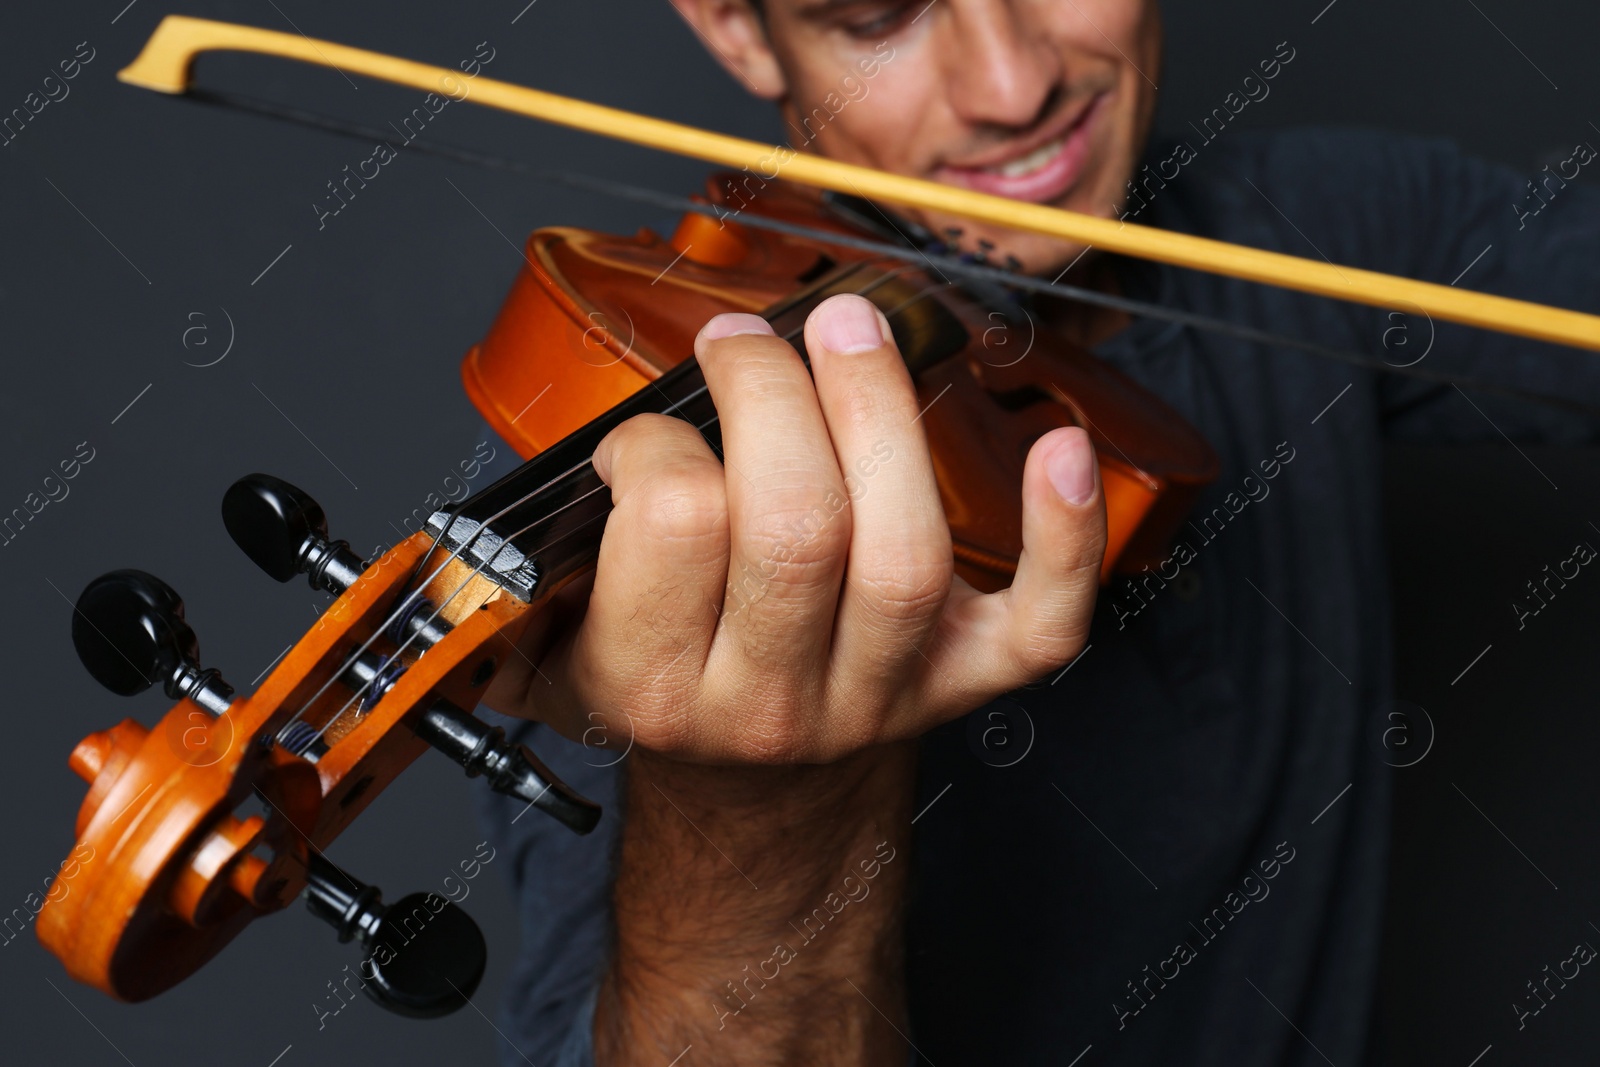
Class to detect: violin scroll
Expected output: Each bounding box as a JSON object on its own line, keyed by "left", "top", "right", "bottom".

{"left": 39, "top": 471, "right": 599, "bottom": 1007}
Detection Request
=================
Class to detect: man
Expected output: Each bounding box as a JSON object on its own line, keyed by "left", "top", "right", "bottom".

{"left": 475, "top": 1, "right": 1600, "bottom": 1064}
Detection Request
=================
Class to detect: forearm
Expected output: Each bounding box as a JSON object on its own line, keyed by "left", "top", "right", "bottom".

{"left": 593, "top": 741, "right": 918, "bottom": 1065}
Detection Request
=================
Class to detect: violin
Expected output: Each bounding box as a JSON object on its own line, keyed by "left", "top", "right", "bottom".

{"left": 38, "top": 15, "right": 1600, "bottom": 1017}
{"left": 39, "top": 152, "right": 1216, "bottom": 1023}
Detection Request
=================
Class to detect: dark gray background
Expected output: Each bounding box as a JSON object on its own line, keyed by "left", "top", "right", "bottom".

{"left": 1, "top": 0, "right": 1597, "bottom": 1063}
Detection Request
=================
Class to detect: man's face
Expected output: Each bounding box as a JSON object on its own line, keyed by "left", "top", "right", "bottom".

{"left": 680, "top": 0, "right": 1163, "bottom": 277}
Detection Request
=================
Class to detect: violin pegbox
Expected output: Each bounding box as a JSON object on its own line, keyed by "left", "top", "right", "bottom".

{"left": 219, "top": 474, "right": 598, "bottom": 833}
{"left": 38, "top": 472, "right": 599, "bottom": 1012}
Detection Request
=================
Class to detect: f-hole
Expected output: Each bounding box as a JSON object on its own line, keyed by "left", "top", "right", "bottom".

{"left": 796, "top": 254, "right": 837, "bottom": 285}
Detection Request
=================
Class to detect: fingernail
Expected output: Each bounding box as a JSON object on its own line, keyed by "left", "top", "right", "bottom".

{"left": 1046, "top": 428, "right": 1096, "bottom": 505}
{"left": 812, "top": 294, "right": 891, "bottom": 354}
{"left": 700, "top": 313, "right": 775, "bottom": 341}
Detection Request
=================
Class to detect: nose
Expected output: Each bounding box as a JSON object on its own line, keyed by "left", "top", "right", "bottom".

{"left": 939, "top": 0, "right": 1062, "bottom": 131}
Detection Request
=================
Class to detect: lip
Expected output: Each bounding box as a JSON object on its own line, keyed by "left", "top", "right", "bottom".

{"left": 931, "top": 91, "right": 1108, "bottom": 204}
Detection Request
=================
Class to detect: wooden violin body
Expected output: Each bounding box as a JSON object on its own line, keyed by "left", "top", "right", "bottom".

{"left": 465, "top": 175, "right": 1218, "bottom": 588}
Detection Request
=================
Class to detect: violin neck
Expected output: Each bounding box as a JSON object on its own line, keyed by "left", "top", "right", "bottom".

{"left": 429, "top": 353, "right": 722, "bottom": 604}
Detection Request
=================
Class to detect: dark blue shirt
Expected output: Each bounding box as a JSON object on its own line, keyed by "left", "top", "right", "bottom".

{"left": 474, "top": 128, "right": 1600, "bottom": 1066}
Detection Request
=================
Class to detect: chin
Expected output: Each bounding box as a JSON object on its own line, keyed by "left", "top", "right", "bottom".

{"left": 1008, "top": 234, "right": 1095, "bottom": 278}
{"left": 988, "top": 188, "right": 1124, "bottom": 277}
{"left": 901, "top": 145, "right": 1133, "bottom": 277}
{"left": 1017, "top": 157, "right": 1139, "bottom": 276}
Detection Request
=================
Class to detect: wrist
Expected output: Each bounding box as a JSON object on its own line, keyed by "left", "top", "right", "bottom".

{"left": 614, "top": 741, "right": 915, "bottom": 954}
{"left": 628, "top": 740, "right": 913, "bottom": 824}
{"left": 595, "top": 742, "right": 917, "bottom": 1064}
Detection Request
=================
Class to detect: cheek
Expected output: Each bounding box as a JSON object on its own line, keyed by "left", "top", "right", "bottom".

{"left": 805, "top": 63, "right": 945, "bottom": 174}
{"left": 1047, "top": 0, "right": 1154, "bottom": 54}
{"left": 1040, "top": 0, "right": 1162, "bottom": 127}
{"left": 779, "top": 18, "right": 942, "bottom": 170}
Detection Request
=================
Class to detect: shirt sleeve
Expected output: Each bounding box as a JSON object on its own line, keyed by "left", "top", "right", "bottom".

{"left": 474, "top": 714, "right": 619, "bottom": 1067}
{"left": 1363, "top": 133, "right": 1600, "bottom": 444}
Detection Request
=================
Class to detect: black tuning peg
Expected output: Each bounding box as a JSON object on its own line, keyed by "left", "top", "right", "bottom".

{"left": 222, "top": 474, "right": 364, "bottom": 594}
{"left": 416, "top": 701, "right": 602, "bottom": 836}
{"left": 72, "top": 570, "right": 233, "bottom": 715}
{"left": 304, "top": 853, "right": 487, "bottom": 1019}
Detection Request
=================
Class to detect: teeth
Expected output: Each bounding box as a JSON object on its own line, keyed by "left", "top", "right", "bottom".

{"left": 994, "top": 137, "right": 1064, "bottom": 178}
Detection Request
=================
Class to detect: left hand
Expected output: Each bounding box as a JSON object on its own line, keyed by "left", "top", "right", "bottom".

{"left": 486, "top": 293, "right": 1107, "bottom": 765}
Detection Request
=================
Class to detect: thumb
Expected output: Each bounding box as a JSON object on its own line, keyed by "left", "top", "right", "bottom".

{"left": 481, "top": 571, "right": 594, "bottom": 738}
{"left": 910, "top": 425, "right": 1106, "bottom": 719}
{"left": 994, "top": 425, "right": 1107, "bottom": 683}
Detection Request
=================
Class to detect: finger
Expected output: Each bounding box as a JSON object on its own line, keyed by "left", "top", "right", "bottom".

{"left": 482, "top": 570, "right": 591, "bottom": 731}
{"left": 695, "top": 313, "right": 852, "bottom": 693}
{"left": 804, "top": 294, "right": 952, "bottom": 702}
{"left": 558, "top": 413, "right": 731, "bottom": 744}
{"left": 917, "top": 426, "right": 1105, "bottom": 715}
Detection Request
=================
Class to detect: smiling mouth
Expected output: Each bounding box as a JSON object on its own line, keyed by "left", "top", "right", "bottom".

{"left": 933, "top": 92, "right": 1109, "bottom": 204}
{"left": 996, "top": 136, "right": 1070, "bottom": 178}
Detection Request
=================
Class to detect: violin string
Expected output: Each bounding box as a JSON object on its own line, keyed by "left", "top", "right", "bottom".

{"left": 183, "top": 85, "right": 1600, "bottom": 419}
{"left": 282, "top": 429, "right": 651, "bottom": 741}
{"left": 279, "top": 523, "right": 515, "bottom": 743}
{"left": 292, "top": 492, "right": 598, "bottom": 750}
{"left": 279, "top": 430, "right": 658, "bottom": 739}
{"left": 299, "top": 502, "right": 607, "bottom": 751}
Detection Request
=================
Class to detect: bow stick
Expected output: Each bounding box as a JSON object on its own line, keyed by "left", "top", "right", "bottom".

{"left": 120, "top": 14, "right": 1600, "bottom": 353}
